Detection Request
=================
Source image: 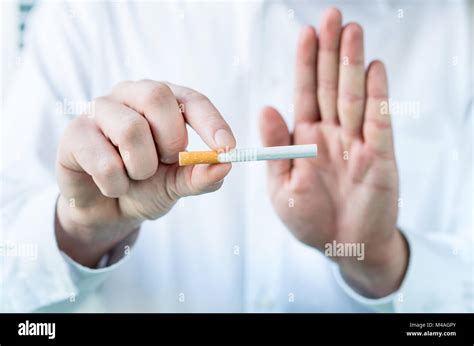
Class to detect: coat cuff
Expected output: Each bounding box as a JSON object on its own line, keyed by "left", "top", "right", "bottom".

{"left": 1, "top": 186, "right": 133, "bottom": 312}
{"left": 332, "top": 230, "right": 471, "bottom": 312}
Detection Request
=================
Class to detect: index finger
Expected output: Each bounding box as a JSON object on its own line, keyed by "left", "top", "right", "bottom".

{"left": 166, "top": 83, "right": 236, "bottom": 151}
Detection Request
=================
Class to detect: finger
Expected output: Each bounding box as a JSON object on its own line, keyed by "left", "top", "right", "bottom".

{"left": 110, "top": 80, "right": 188, "bottom": 164}
{"left": 317, "top": 7, "right": 342, "bottom": 123}
{"left": 259, "top": 106, "right": 291, "bottom": 182}
{"left": 180, "top": 163, "right": 232, "bottom": 196}
{"left": 363, "top": 61, "right": 394, "bottom": 157}
{"left": 166, "top": 83, "right": 236, "bottom": 150}
{"left": 92, "top": 97, "right": 158, "bottom": 180}
{"left": 58, "top": 117, "right": 130, "bottom": 200}
{"left": 294, "top": 26, "right": 319, "bottom": 123}
{"left": 338, "top": 23, "right": 365, "bottom": 144}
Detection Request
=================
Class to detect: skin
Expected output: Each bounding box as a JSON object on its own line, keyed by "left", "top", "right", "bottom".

{"left": 56, "top": 81, "right": 236, "bottom": 267}
{"left": 259, "top": 8, "right": 408, "bottom": 298}
{"left": 56, "top": 7, "right": 408, "bottom": 298}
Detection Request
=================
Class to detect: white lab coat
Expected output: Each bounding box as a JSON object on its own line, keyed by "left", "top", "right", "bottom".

{"left": 1, "top": 0, "right": 472, "bottom": 312}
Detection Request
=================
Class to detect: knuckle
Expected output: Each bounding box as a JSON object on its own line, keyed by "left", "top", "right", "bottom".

{"left": 100, "top": 184, "right": 127, "bottom": 198}
{"left": 97, "top": 157, "right": 124, "bottom": 181}
{"left": 164, "top": 134, "right": 187, "bottom": 154}
{"left": 317, "top": 78, "right": 338, "bottom": 92}
{"left": 88, "top": 96, "right": 109, "bottom": 116}
{"left": 70, "top": 114, "right": 89, "bottom": 129}
{"left": 368, "top": 92, "right": 388, "bottom": 101}
{"left": 142, "top": 81, "right": 174, "bottom": 105}
{"left": 111, "top": 80, "right": 132, "bottom": 94}
{"left": 181, "top": 89, "right": 209, "bottom": 104}
{"left": 100, "top": 186, "right": 125, "bottom": 198}
{"left": 339, "top": 91, "right": 364, "bottom": 105}
{"left": 130, "top": 157, "right": 159, "bottom": 181}
{"left": 137, "top": 164, "right": 158, "bottom": 180}
{"left": 365, "top": 117, "right": 391, "bottom": 130}
{"left": 297, "top": 84, "right": 317, "bottom": 97}
{"left": 117, "top": 116, "right": 149, "bottom": 144}
{"left": 69, "top": 115, "right": 94, "bottom": 136}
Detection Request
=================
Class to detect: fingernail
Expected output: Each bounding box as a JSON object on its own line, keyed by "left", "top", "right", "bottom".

{"left": 212, "top": 178, "right": 224, "bottom": 186}
{"left": 209, "top": 179, "right": 225, "bottom": 190}
{"left": 214, "top": 129, "right": 235, "bottom": 149}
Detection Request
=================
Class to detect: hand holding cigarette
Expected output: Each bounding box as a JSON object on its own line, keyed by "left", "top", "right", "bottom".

{"left": 55, "top": 80, "right": 236, "bottom": 267}
{"left": 178, "top": 144, "right": 317, "bottom": 166}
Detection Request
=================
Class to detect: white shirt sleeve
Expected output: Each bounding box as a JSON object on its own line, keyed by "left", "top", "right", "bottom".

{"left": 0, "top": 2, "right": 130, "bottom": 312}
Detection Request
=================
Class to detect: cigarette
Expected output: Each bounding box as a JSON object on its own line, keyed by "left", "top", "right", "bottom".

{"left": 179, "top": 144, "right": 317, "bottom": 166}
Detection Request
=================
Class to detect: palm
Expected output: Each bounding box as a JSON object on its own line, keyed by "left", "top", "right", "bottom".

{"left": 268, "top": 121, "right": 398, "bottom": 251}
{"left": 259, "top": 17, "right": 399, "bottom": 253}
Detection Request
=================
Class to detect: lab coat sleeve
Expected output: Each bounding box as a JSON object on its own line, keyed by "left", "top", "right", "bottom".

{"left": 333, "top": 231, "right": 473, "bottom": 312}
{"left": 0, "top": 2, "right": 130, "bottom": 312}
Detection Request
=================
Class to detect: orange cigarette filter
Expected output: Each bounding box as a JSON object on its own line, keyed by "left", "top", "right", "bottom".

{"left": 179, "top": 151, "right": 219, "bottom": 166}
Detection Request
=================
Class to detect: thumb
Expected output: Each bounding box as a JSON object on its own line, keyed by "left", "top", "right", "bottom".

{"left": 174, "top": 162, "right": 232, "bottom": 197}
{"left": 259, "top": 106, "right": 292, "bottom": 181}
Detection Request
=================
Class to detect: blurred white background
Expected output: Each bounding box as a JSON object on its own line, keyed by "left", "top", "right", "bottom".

{"left": 1, "top": 0, "right": 35, "bottom": 99}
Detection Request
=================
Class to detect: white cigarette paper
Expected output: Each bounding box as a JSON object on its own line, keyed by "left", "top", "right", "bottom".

{"left": 218, "top": 144, "right": 317, "bottom": 163}
{"left": 179, "top": 144, "right": 317, "bottom": 166}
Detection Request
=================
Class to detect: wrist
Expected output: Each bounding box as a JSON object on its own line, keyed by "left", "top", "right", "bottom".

{"left": 55, "top": 195, "right": 141, "bottom": 267}
{"left": 338, "top": 230, "right": 409, "bottom": 298}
